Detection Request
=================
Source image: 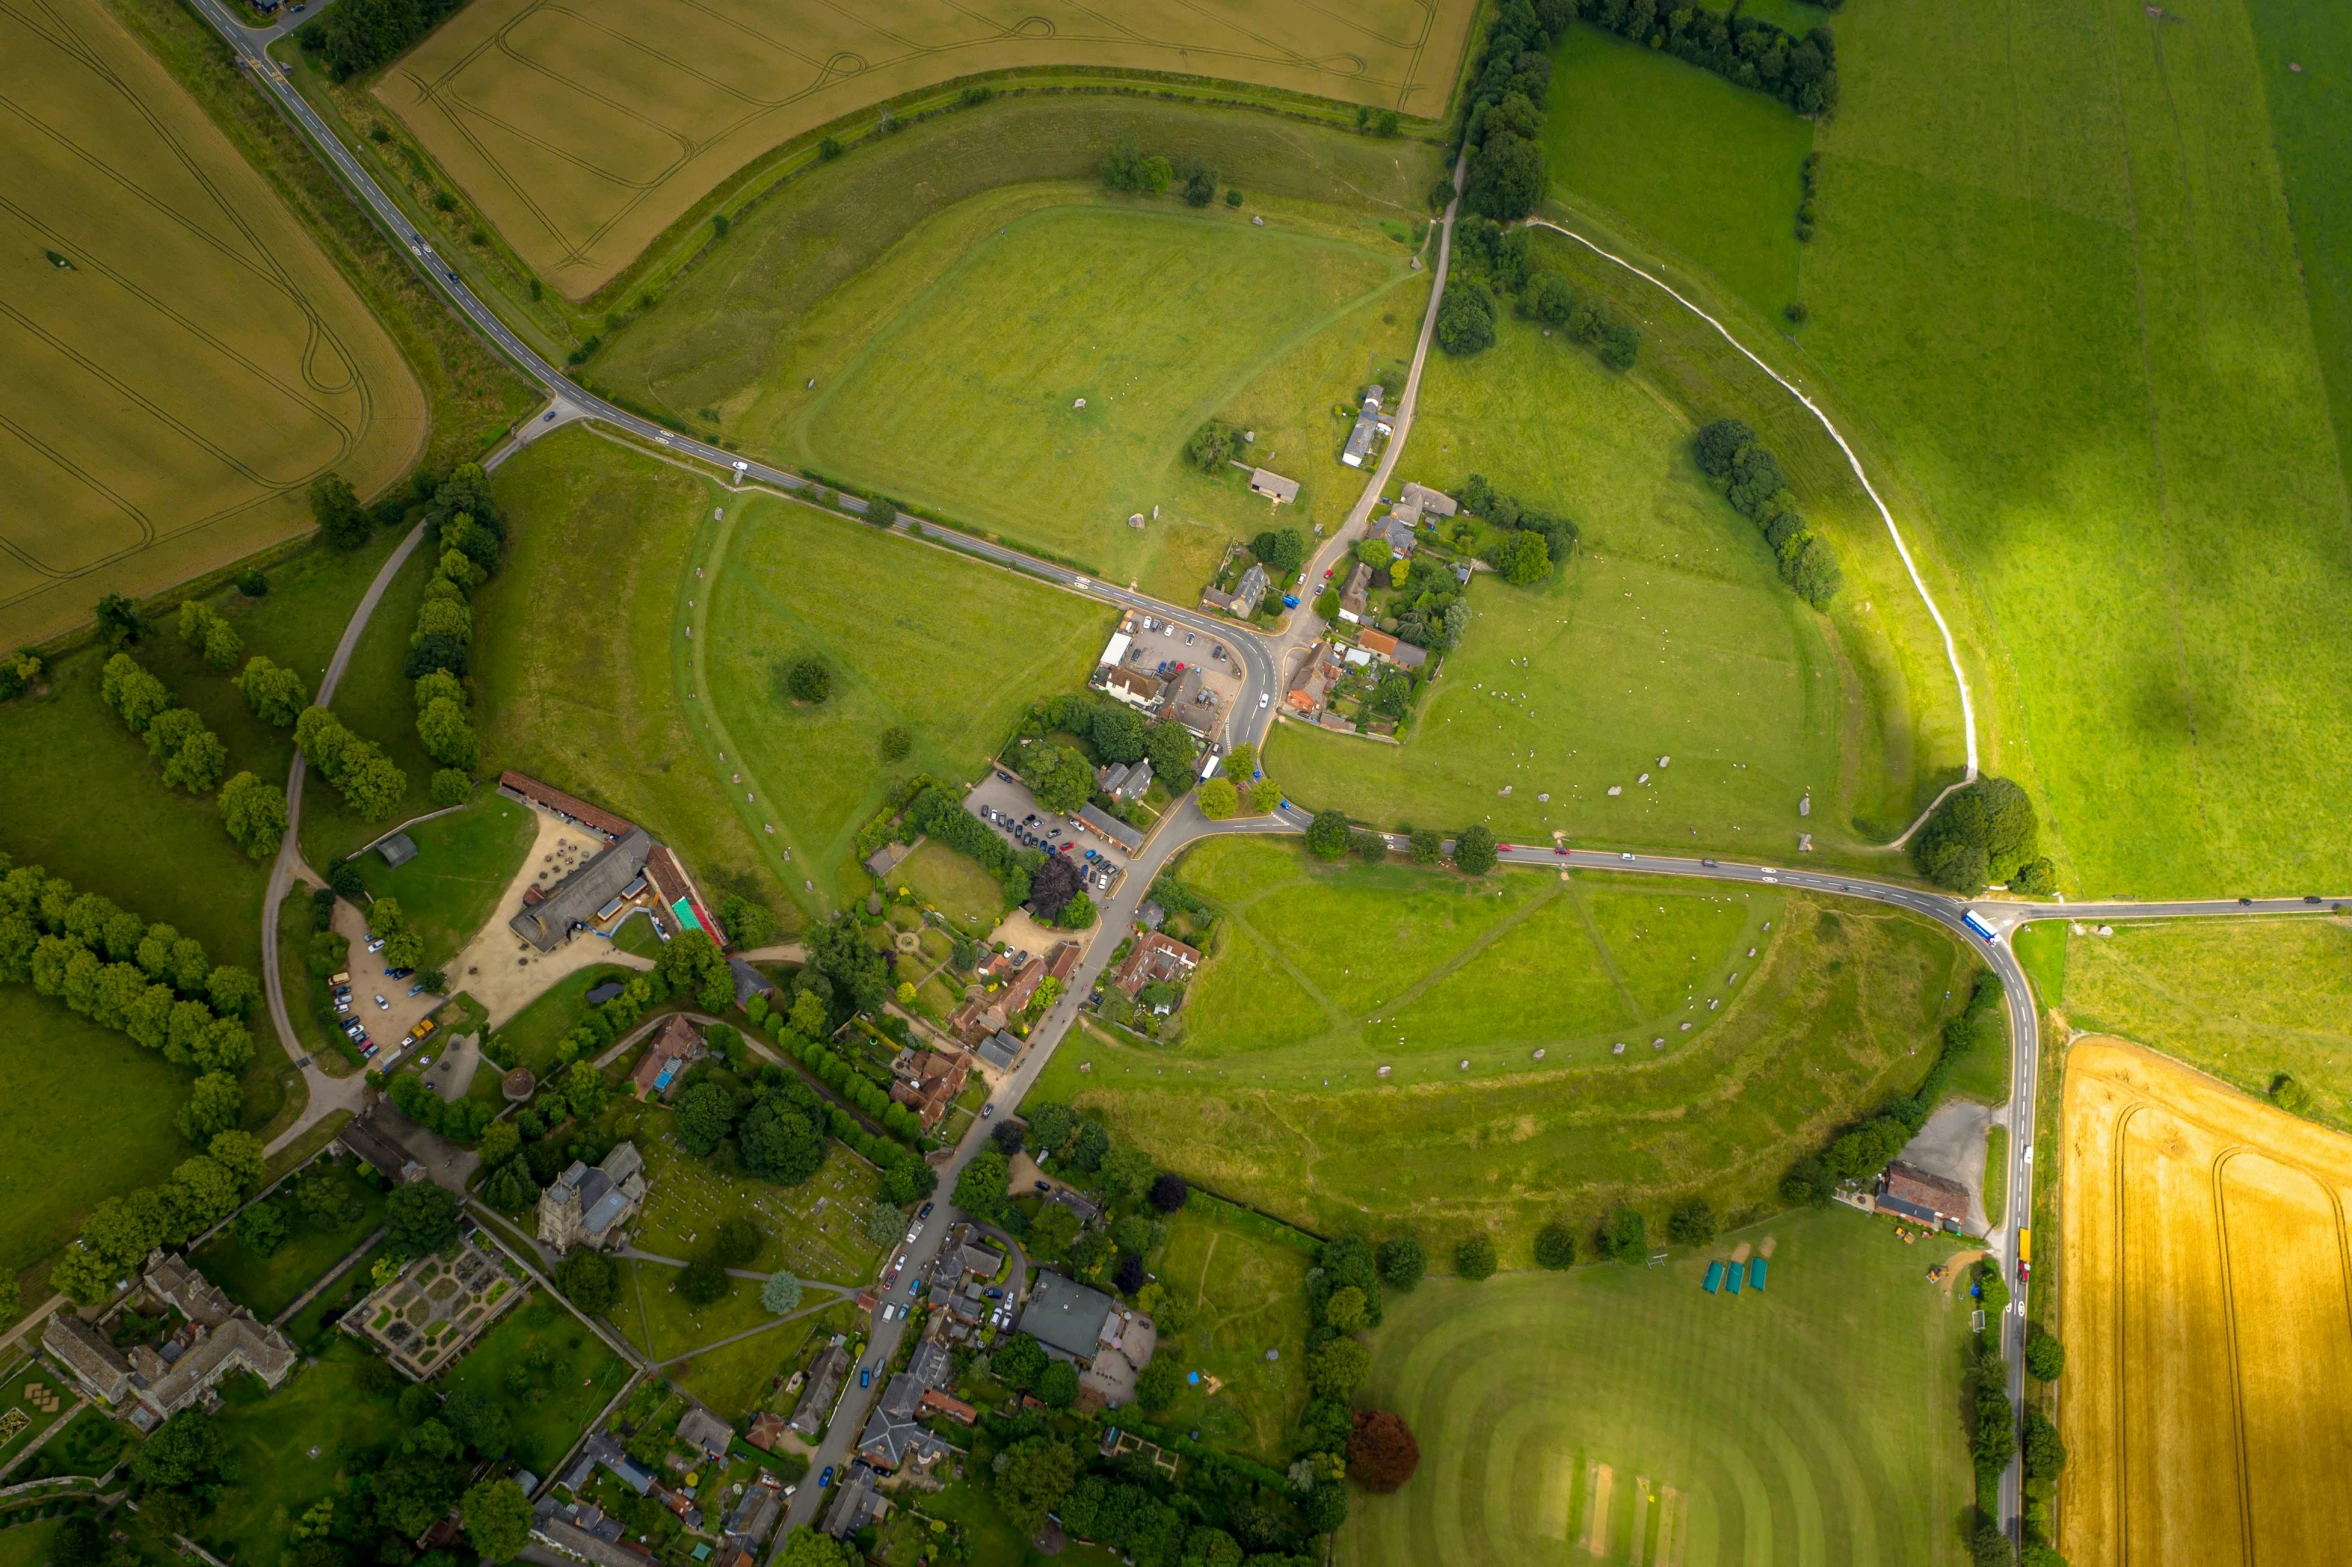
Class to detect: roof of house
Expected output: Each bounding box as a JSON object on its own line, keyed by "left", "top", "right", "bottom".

{"left": 1881, "top": 1161, "right": 1971, "bottom": 1219}
{"left": 978, "top": 1032, "right": 1021, "bottom": 1071}
{"left": 630, "top": 1015, "right": 703, "bottom": 1099}
{"left": 376, "top": 832, "right": 418, "bottom": 869}
{"left": 1393, "top": 640, "right": 1429, "bottom": 669}
{"left": 1077, "top": 805, "right": 1144, "bottom": 853}
{"left": 1102, "top": 666, "right": 1164, "bottom": 706}
{"left": 1235, "top": 562, "right": 1269, "bottom": 602}
{"left": 644, "top": 843, "right": 721, "bottom": 946}
{"left": 1248, "top": 468, "right": 1300, "bottom": 503}
{"left": 788, "top": 1344, "right": 851, "bottom": 1436}
{"left": 141, "top": 1316, "right": 296, "bottom": 1410}
{"left": 820, "top": 1464, "right": 888, "bottom": 1539}
{"left": 745, "top": 1412, "right": 788, "bottom": 1451}
{"left": 722, "top": 1487, "right": 781, "bottom": 1548}
{"left": 1136, "top": 901, "right": 1165, "bottom": 929}
{"left": 1400, "top": 481, "right": 1458, "bottom": 517}
{"left": 1111, "top": 931, "right": 1203, "bottom": 998}
{"left": 856, "top": 1374, "right": 950, "bottom": 1469}
{"left": 337, "top": 1111, "right": 422, "bottom": 1183}
{"left": 1096, "top": 761, "right": 1130, "bottom": 796}
{"left": 581, "top": 1434, "right": 655, "bottom": 1495}
{"left": 908, "top": 1339, "right": 953, "bottom": 1390}
{"left": 1358, "top": 628, "right": 1400, "bottom": 658}
{"left": 499, "top": 772, "right": 637, "bottom": 840}
{"left": 1378, "top": 515, "right": 1419, "bottom": 553}
{"left": 676, "top": 1405, "right": 733, "bottom": 1459}
{"left": 511, "top": 829, "right": 653, "bottom": 952}
{"left": 535, "top": 1503, "right": 655, "bottom": 1567}
{"left": 1340, "top": 562, "right": 1373, "bottom": 611}
{"left": 1019, "top": 1271, "right": 1117, "bottom": 1361}
{"left": 43, "top": 1312, "right": 131, "bottom": 1396}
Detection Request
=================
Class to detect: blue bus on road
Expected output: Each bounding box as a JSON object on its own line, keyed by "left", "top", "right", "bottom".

{"left": 1961, "top": 909, "right": 1998, "bottom": 943}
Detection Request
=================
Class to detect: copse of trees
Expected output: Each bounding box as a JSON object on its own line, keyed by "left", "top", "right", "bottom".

{"left": 1690, "top": 420, "right": 1842, "bottom": 608}
{"left": 237, "top": 655, "right": 309, "bottom": 727}
{"left": 101, "top": 655, "right": 228, "bottom": 792}
{"left": 1101, "top": 136, "right": 1174, "bottom": 195}
{"left": 218, "top": 772, "right": 289, "bottom": 860}
{"left": 1574, "top": 0, "right": 1840, "bottom": 116}
{"left": 1911, "top": 775, "right": 2054, "bottom": 894}
{"left": 309, "top": 472, "right": 375, "bottom": 549}
{"left": 1454, "top": 474, "right": 1580, "bottom": 590}
{"left": 1454, "top": 220, "right": 1644, "bottom": 370}
{"left": 176, "top": 601, "right": 242, "bottom": 671}
{"left": 1435, "top": 278, "right": 1497, "bottom": 356}
{"left": 302, "top": 0, "right": 469, "bottom": 81}
{"left": 1184, "top": 419, "right": 1239, "bottom": 473}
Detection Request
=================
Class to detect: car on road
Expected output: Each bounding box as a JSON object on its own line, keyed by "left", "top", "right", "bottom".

{"left": 2017, "top": 1259, "right": 2031, "bottom": 1284}
{"left": 1620, "top": 852, "right": 1636, "bottom": 862}
{"left": 1701, "top": 859, "right": 1719, "bottom": 867}
{"left": 407, "top": 983, "right": 427, "bottom": 997}
{"left": 819, "top": 1467, "right": 834, "bottom": 1489}
{"left": 858, "top": 1366, "right": 872, "bottom": 1389}
{"left": 904, "top": 1221, "right": 922, "bottom": 1243}
{"left": 881, "top": 1302, "right": 903, "bottom": 1322}
{"left": 2306, "top": 895, "right": 2324, "bottom": 904}
{"left": 1259, "top": 693, "right": 1270, "bottom": 709}
{"left": 543, "top": 409, "right": 557, "bottom": 421}
{"left": 918, "top": 1202, "right": 934, "bottom": 1220}
{"left": 1554, "top": 846, "right": 1570, "bottom": 856}
{"left": 2239, "top": 897, "right": 2255, "bottom": 906}
{"left": 981, "top": 1103, "right": 995, "bottom": 1119}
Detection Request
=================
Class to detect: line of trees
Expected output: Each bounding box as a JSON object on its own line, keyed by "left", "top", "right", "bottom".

{"left": 1445, "top": 220, "right": 1642, "bottom": 369}
{"left": 106, "top": 649, "right": 289, "bottom": 858}
{"left": 1458, "top": 473, "right": 1581, "bottom": 586}
{"left": 0, "top": 856, "right": 260, "bottom": 1096}
{"left": 48, "top": 1126, "right": 268, "bottom": 1302}
{"left": 408, "top": 465, "right": 502, "bottom": 803}
{"left": 1102, "top": 139, "right": 1221, "bottom": 207}
{"left": 1691, "top": 419, "right": 1843, "bottom": 608}
{"left": 294, "top": 705, "right": 409, "bottom": 819}
{"left": 734, "top": 1026, "right": 937, "bottom": 1203}
{"left": 175, "top": 601, "right": 242, "bottom": 672}
{"left": 1570, "top": 0, "right": 1841, "bottom": 117}
{"left": 1911, "top": 775, "right": 2055, "bottom": 894}
{"left": 1459, "top": 2, "right": 1571, "bottom": 223}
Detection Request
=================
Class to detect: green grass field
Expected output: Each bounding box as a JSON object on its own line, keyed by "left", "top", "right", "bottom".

{"left": 1336, "top": 1207, "right": 1977, "bottom": 1567}
{"left": 438, "top": 1291, "right": 631, "bottom": 1471}
{"left": 596, "top": 94, "right": 1438, "bottom": 436}
{"left": 197, "top": 1339, "right": 406, "bottom": 1565}
{"left": 376, "top": 0, "right": 1473, "bottom": 296}
{"left": 703, "top": 487, "right": 1112, "bottom": 912}
{"left": 670, "top": 1315, "right": 818, "bottom": 1422}
{"left": 189, "top": 1160, "right": 384, "bottom": 1320}
{"left": 1036, "top": 838, "right": 1979, "bottom": 1255}
{"left": 1264, "top": 308, "right": 1866, "bottom": 855}
{"left": 16, "top": 1404, "right": 132, "bottom": 1482}
{"left": 0, "top": 988, "right": 216, "bottom": 1275}
{"left": 621, "top": 1105, "right": 887, "bottom": 1286}
{"left": 0, "top": 0, "right": 422, "bottom": 648}
{"left": 1145, "top": 1203, "right": 1313, "bottom": 1464}
{"left": 1543, "top": 23, "right": 1812, "bottom": 320}
{"left": 1783, "top": 0, "right": 2352, "bottom": 896}
{"left": 0, "top": 1521, "right": 61, "bottom": 1567}
{"left": 2058, "top": 915, "right": 2352, "bottom": 1130}
{"left": 893, "top": 841, "right": 1007, "bottom": 932}
{"left": 488, "top": 963, "right": 637, "bottom": 1072}
{"left": 2246, "top": 0, "right": 2352, "bottom": 474}
{"left": 360, "top": 792, "right": 536, "bottom": 967}
{"left": 763, "top": 199, "right": 1418, "bottom": 599}
{"left": 474, "top": 430, "right": 785, "bottom": 927}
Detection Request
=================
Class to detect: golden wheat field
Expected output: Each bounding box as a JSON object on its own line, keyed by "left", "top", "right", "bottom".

{"left": 374, "top": 0, "right": 1479, "bottom": 295}
{"left": 1, "top": 0, "right": 422, "bottom": 647}
{"left": 2059, "top": 1038, "right": 2352, "bottom": 1566}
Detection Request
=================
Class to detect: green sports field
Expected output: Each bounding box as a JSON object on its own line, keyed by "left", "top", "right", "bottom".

{"left": 702, "top": 485, "right": 1112, "bottom": 911}
{"left": 1337, "top": 1207, "right": 1977, "bottom": 1567}
{"left": 754, "top": 197, "right": 1419, "bottom": 601}
{"left": 1265, "top": 308, "right": 1872, "bottom": 855}
{"left": 0, "top": 0, "right": 421, "bottom": 648}
{"left": 1036, "top": 838, "right": 1978, "bottom": 1255}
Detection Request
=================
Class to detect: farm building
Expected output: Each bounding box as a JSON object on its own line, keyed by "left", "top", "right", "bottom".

{"left": 500, "top": 773, "right": 724, "bottom": 952}
{"left": 1876, "top": 1161, "right": 1971, "bottom": 1229}
{"left": 1248, "top": 468, "right": 1300, "bottom": 505}
{"left": 1076, "top": 804, "right": 1144, "bottom": 853}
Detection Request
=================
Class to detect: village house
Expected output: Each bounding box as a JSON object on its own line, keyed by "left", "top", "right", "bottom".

{"left": 1099, "top": 665, "right": 1163, "bottom": 712}
{"left": 1341, "top": 385, "right": 1391, "bottom": 468}
{"left": 1203, "top": 560, "right": 1269, "bottom": 619}
{"left": 1017, "top": 1271, "right": 1142, "bottom": 1373}
{"left": 888, "top": 1046, "right": 971, "bottom": 1130}
{"left": 676, "top": 1405, "right": 734, "bottom": 1463}
{"left": 1398, "top": 480, "right": 1458, "bottom": 519}
{"left": 629, "top": 1014, "right": 705, "bottom": 1101}
{"left": 1337, "top": 562, "right": 1374, "bottom": 624}
{"left": 1110, "top": 931, "right": 1202, "bottom": 1005}
{"left": 538, "top": 1142, "right": 646, "bottom": 1253}
{"left": 786, "top": 1343, "right": 852, "bottom": 1438}
{"left": 855, "top": 1374, "right": 956, "bottom": 1472}
{"left": 1375, "top": 513, "right": 1419, "bottom": 557}
{"left": 1286, "top": 642, "right": 1342, "bottom": 716}
{"left": 1095, "top": 758, "right": 1153, "bottom": 802}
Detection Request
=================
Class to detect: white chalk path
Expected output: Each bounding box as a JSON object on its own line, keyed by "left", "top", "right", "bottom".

{"left": 1524, "top": 217, "right": 1980, "bottom": 846}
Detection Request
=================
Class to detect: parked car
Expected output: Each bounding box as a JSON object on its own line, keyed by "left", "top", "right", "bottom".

{"left": 407, "top": 983, "right": 427, "bottom": 997}
{"left": 365, "top": 937, "right": 385, "bottom": 953}
{"left": 374, "top": 994, "right": 389, "bottom": 1010}
{"left": 904, "top": 1221, "right": 922, "bottom": 1243}
{"left": 1184, "top": 632, "right": 1195, "bottom": 645}
{"left": 384, "top": 967, "right": 414, "bottom": 981}
{"left": 981, "top": 1103, "right": 996, "bottom": 1119}
{"left": 360, "top": 1042, "right": 378, "bottom": 1058}
{"left": 858, "top": 1365, "right": 873, "bottom": 1389}
{"left": 985, "top": 1287, "right": 1004, "bottom": 1300}
{"left": 918, "top": 1201, "right": 934, "bottom": 1220}
{"left": 819, "top": 1467, "right": 834, "bottom": 1490}
{"left": 881, "top": 1303, "right": 903, "bottom": 1322}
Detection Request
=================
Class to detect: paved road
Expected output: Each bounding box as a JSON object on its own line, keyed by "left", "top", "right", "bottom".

{"left": 178, "top": 6, "right": 2351, "bottom": 1542}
